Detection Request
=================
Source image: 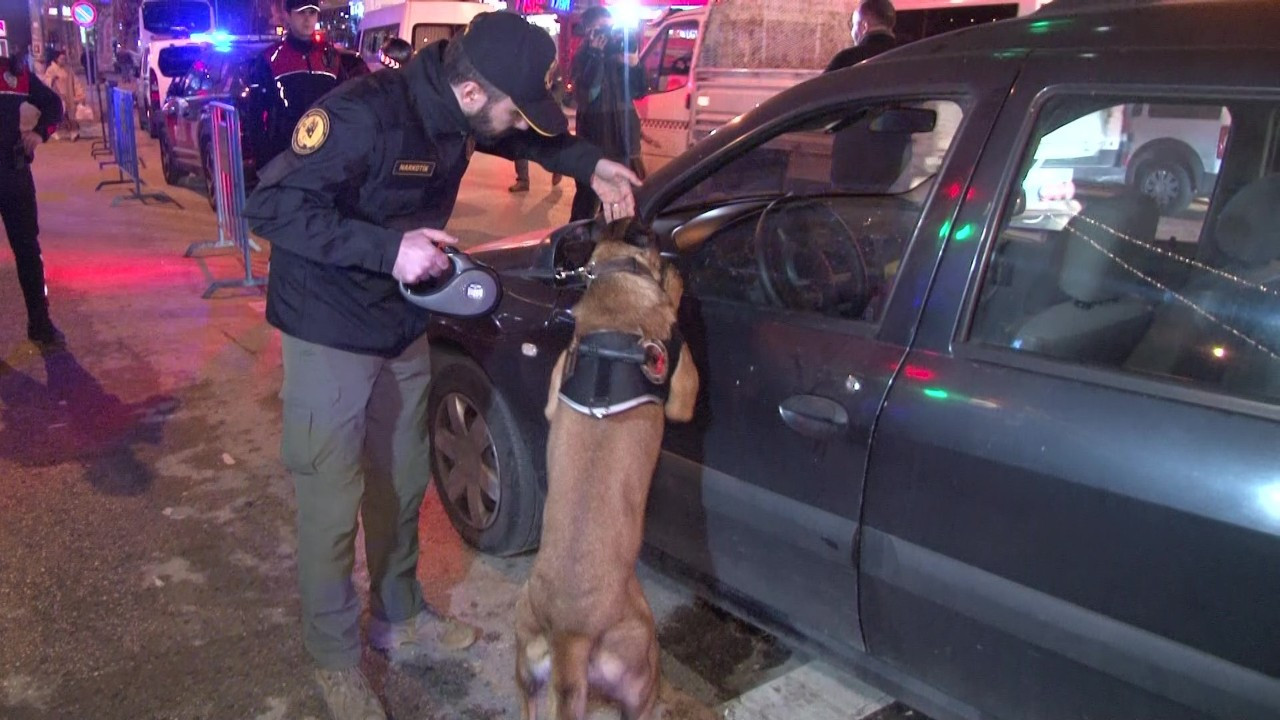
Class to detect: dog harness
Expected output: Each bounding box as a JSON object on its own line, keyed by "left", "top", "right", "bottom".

{"left": 558, "top": 329, "right": 684, "bottom": 418}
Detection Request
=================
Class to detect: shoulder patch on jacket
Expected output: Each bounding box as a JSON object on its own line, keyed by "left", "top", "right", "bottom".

{"left": 292, "top": 108, "right": 330, "bottom": 155}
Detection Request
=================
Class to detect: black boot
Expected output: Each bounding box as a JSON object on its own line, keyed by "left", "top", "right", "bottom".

{"left": 28, "top": 317, "right": 65, "bottom": 348}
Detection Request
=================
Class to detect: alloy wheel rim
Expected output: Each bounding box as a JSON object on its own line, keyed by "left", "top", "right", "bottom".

{"left": 1143, "top": 169, "right": 1180, "bottom": 207}
{"left": 432, "top": 392, "right": 501, "bottom": 531}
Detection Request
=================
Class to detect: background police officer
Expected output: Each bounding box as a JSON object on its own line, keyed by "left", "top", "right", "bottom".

{"left": 244, "top": 12, "right": 640, "bottom": 719}
{"left": 250, "top": 0, "right": 367, "bottom": 167}
{"left": 0, "top": 54, "right": 64, "bottom": 347}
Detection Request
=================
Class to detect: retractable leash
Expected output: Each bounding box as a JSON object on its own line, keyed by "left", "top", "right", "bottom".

{"left": 398, "top": 247, "right": 503, "bottom": 317}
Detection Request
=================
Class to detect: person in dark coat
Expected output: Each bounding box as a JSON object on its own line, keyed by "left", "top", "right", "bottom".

{"left": 824, "top": 0, "right": 908, "bottom": 193}
{"left": 825, "top": 0, "right": 898, "bottom": 73}
{"left": 569, "top": 6, "right": 648, "bottom": 220}
{"left": 0, "top": 55, "right": 63, "bottom": 346}
{"left": 242, "top": 11, "right": 639, "bottom": 719}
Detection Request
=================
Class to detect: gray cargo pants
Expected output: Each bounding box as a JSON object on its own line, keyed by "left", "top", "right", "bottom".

{"left": 280, "top": 332, "right": 432, "bottom": 669}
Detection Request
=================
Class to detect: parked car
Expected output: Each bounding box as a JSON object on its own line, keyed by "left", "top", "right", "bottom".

{"left": 425, "top": 1, "right": 1280, "bottom": 719}
{"left": 138, "top": 37, "right": 206, "bottom": 138}
{"left": 158, "top": 39, "right": 274, "bottom": 207}
{"left": 1057, "top": 103, "right": 1232, "bottom": 215}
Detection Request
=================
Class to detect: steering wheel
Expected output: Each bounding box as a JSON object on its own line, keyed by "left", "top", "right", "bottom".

{"left": 753, "top": 198, "right": 869, "bottom": 316}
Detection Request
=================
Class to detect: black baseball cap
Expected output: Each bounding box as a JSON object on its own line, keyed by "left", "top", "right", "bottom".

{"left": 457, "top": 12, "right": 567, "bottom": 137}
{"left": 285, "top": 0, "right": 320, "bottom": 12}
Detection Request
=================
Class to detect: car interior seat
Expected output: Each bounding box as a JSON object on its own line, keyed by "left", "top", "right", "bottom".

{"left": 1010, "top": 191, "right": 1160, "bottom": 364}
{"left": 1125, "top": 175, "right": 1280, "bottom": 390}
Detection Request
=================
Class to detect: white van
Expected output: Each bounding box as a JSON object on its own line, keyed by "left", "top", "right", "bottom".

{"left": 635, "top": 0, "right": 1050, "bottom": 173}
{"left": 356, "top": 0, "right": 490, "bottom": 71}
{"left": 137, "top": 0, "right": 215, "bottom": 137}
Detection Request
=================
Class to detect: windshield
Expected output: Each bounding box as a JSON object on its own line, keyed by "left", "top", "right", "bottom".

{"left": 142, "top": 1, "right": 214, "bottom": 35}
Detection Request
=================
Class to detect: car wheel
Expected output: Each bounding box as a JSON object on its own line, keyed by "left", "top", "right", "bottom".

{"left": 201, "top": 143, "right": 217, "bottom": 211}
{"left": 427, "top": 349, "right": 542, "bottom": 556}
{"left": 1134, "top": 158, "right": 1193, "bottom": 215}
{"left": 159, "top": 136, "right": 183, "bottom": 186}
{"left": 148, "top": 112, "right": 161, "bottom": 139}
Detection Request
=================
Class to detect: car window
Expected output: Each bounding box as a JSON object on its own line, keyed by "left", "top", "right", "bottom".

{"left": 641, "top": 21, "right": 698, "bottom": 93}
{"left": 411, "top": 23, "right": 464, "bottom": 50}
{"left": 157, "top": 45, "right": 204, "bottom": 78}
{"left": 674, "top": 98, "right": 965, "bottom": 324}
{"left": 361, "top": 23, "right": 399, "bottom": 57}
{"left": 970, "top": 95, "right": 1280, "bottom": 405}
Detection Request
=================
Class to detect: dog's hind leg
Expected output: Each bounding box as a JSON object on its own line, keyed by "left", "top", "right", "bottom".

{"left": 548, "top": 632, "right": 592, "bottom": 720}
{"left": 598, "top": 579, "right": 661, "bottom": 720}
{"left": 515, "top": 589, "right": 549, "bottom": 720}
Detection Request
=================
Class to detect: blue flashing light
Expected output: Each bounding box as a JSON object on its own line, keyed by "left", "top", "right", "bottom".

{"left": 191, "top": 30, "right": 234, "bottom": 50}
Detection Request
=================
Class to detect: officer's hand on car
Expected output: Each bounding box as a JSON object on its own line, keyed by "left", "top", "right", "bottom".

{"left": 393, "top": 228, "right": 459, "bottom": 284}
{"left": 592, "top": 159, "right": 642, "bottom": 222}
{"left": 20, "top": 131, "right": 41, "bottom": 157}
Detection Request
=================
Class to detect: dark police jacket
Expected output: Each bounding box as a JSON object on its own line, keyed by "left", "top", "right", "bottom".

{"left": 244, "top": 41, "right": 603, "bottom": 357}
{"left": 0, "top": 59, "right": 61, "bottom": 168}
{"left": 250, "top": 34, "right": 366, "bottom": 167}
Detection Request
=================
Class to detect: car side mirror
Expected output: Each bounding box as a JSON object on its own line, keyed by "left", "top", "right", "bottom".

{"left": 869, "top": 107, "right": 937, "bottom": 134}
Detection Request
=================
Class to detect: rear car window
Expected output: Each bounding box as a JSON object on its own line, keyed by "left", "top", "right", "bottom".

{"left": 411, "top": 23, "right": 464, "bottom": 50}
{"left": 142, "top": 1, "right": 213, "bottom": 35}
{"left": 158, "top": 45, "right": 205, "bottom": 78}
{"left": 970, "top": 94, "right": 1280, "bottom": 405}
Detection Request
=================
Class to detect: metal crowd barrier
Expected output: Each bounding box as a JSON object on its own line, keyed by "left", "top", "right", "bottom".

{"left": 184, "top": 102, "right": 267, "bottom": 298}
{"left": 90, "top": 82, "right": 113, "bottom": 163}
{"left": 94, "top": 87, "right": 176, "bottom": 207}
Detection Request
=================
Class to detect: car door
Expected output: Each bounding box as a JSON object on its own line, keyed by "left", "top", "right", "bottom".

{"left": 862, "top": 48, "right": 1280, "bottom": 719}
{"left": 642, "top": 57, "right": 1021, "bottom": 657}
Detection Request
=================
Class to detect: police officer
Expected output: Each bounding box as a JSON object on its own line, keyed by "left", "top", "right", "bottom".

{"left": 243, "top": 12, "right": 639, "bottom": 719}
{"left": 250, "top": 0, "right": 367, "bottom": 167}
{"left": 0, "top": 54, "right": 63, "bottom": 347}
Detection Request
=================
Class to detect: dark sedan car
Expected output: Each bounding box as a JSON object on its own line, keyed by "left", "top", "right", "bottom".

{"left": 426, "top": 2, "right": 1280, "bottom": 718}
{"left": 158, "top": 39, "right": 273, "bottom": 206}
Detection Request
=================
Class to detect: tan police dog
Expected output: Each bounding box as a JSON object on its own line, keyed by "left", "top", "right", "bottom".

{"left": 514, "top": 218, "right": 699, "bottom": 720}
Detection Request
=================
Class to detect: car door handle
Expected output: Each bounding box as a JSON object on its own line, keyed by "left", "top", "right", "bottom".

{"left": 778, "top": 395, "right": 849, "bottom": 440}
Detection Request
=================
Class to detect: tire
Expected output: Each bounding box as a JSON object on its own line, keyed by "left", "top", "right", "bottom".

{"left": 201, "top": 143, "right": 217, "bottom": 211}
{"left": 159, "top": 136, "right": 183, "bottom": 186}
{"left": 1133, "top": 158, "right": 1193, "bottom": 215}
{"left": 148, "top": 111, "right": 161, "bottom": 139}
{"left": 427, "top": 349, "right": 543, "bottom": 556}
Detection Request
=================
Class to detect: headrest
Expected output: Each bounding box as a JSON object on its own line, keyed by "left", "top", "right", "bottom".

{"left": 1214, "top": 175, "right": 1280, "bottom": 266}
{"left": 1059, "top": 192, "right": 1158, "bottom": 304}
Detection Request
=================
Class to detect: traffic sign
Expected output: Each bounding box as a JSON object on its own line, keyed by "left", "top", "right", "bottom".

{"left": 71, "top": 2, "right": 97, "bottom": 29}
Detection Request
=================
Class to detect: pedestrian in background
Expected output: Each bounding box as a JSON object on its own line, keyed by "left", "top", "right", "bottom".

{"left": 244, "top": 11, "right": 639, "bottom": 719}
{"left": 824, "top": 0, "right": 906, "bottom": 192}
{"left": 825, "top": 0, "right": 897, "bottom": 72}
{"left": 0, "top": 55, "right": 64, "bottom": 347}
{"left": 43, "top": 50, "right": 81, "bottom": 141}
{"left": 568, "top": 7, "right": 648, "bottom": 220}
{"left": 249, "top": 0, "right": 367, "bottom": 167}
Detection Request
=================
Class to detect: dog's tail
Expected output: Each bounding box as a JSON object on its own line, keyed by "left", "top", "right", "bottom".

{"left": 549, "top": 632, "right": 592, "bottom": 720}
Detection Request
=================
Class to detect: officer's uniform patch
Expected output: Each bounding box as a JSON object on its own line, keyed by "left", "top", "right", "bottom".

{"left": 292, "top": 108, "right": 330, "bottom": 155}
{"left": 393, "top": 160, "right": 436, "bottom": 177}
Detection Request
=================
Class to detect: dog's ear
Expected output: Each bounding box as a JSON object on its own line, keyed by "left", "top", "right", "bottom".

{"left": 545, "top": 350, "right": 568, "bottom": 421}
{"left": 664, "top": 343, "right": 699, "bottom": 423}
{"left": 620, "top": 218, "right": 658, "bottom": 249}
